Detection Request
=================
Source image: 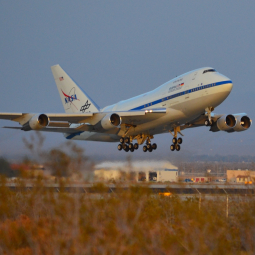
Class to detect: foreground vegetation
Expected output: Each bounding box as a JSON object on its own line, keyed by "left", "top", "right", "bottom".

{"left": 0, "top": 179, "right": 254, "bottom": 254}
{"left": 0, "top": 135, "right": 254, "bottom": 254}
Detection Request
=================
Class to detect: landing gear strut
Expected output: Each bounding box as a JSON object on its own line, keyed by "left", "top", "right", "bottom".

{"left": 205, "top": 107, "right": 214, "bottom": 126}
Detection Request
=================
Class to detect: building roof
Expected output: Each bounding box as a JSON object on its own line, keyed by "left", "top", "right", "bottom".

{"left": 236, "top": 175, "right": 249, "bottom": 178}
{"left": 95, "top": 160, "right": 178, "bottom": 172}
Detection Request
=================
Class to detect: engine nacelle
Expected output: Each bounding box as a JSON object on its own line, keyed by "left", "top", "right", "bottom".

{"left": 22, "top": 114, "right": 49, "bottom": 131}
{"left": 232, "top": 114, "right": 252, "bottom": 132}
{"left": 216, "top": 114, "right": 236, "bottom": 131}
{"left": 101, "top": 113, "right": 121, "bottom": 130}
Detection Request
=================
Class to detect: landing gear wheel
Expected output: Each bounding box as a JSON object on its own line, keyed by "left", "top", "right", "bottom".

{"left": 124, "top": 137, "right": 130, "bottom": 144}
{"left": 170, "top": 144, "right": 175, "bottom": 151}
{"left": 148, "top": 148, "right": 153, "bottom": 152}
{"left": 123, "top": 144, "right": 128, "bottom": 150}
{"left": 152, "top": 143, "right": 157, "bottom": 150}
{"left": 128, "top": 143, "right": 134, "bottom": 150}
{"left": 175, "top": 144, "right": 181, "bottom": 151}
{"left": 130, "top": 148, "right": 134, "bottom": 152}
{"left": 143, "top": 146, "right": 147, "bottom": 152}
{"left": 172, "top": 137, "right": 177, "bottom": 144}
{"left": 134, "top": 143, "right": 139, "bottom": 150}
{"left": 124, "top": 147, "right": 129, "bottom": 152}
{"left": 204, "top": 120, "right": 212, "bottom": 126}
{"left": 177, "top": 138, "right": 182, "bottom": 144}
{"left": 120, "top": 137, "right": 125, "bottom": 144}
{"left": 146, "top": 144, "right": 152, "bottom": 150}
{"left": 117, "top": 144, "right": 123, "bottom": 151}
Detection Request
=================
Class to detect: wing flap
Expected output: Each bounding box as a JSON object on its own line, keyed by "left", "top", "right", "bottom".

{"left": 47, "top": 113, "right": 94, "bottom": 122}
{"left": 119, "top": 108, "right": 166, "bottom": 125}
{"left": 48, "top": 122, "right": 70, "bottom": 127}
{"left": 3, "top": 126, "right": 85, "bottom": 134}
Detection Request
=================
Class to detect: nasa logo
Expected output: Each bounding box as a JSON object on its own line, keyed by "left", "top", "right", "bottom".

{"left": 64, "top": 94, "right": 77, "bottom": 104}
{"left": 61, "top": 89, "right": 78, "bottom": 104}
{"left": 61, "top": 87, "right": 80, "bottom": 111}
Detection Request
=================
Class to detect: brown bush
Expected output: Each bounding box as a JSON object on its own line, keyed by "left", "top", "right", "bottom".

{"left": 0, "top": 178, "right": 254, "bottom": 254}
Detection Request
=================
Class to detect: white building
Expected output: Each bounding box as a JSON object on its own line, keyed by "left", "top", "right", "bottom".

{"left": 227, "top": 170, "right": 255, "bottom": 183}
{"left": 94, "top": 160, "right": 178, "bottom": 182}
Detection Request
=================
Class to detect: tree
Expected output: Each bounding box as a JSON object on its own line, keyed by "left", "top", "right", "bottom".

{"left": 0, "top": 157, "right": 16, "bottom": 177}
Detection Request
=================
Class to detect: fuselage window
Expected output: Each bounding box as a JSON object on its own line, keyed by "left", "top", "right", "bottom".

{"left": 203, "top": 69, "right": 216, "bottom": 74}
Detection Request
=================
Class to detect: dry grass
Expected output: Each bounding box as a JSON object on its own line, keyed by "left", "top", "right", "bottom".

{"left": 1, "top": 135, "right": 254, "bottom": 254}
{"left": 0, "top": 178, "right": 254, "bottom": 254}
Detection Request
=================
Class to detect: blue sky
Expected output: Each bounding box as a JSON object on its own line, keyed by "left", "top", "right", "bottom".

{"left": 0, "top": 1, "right": 255, "bottom": 161}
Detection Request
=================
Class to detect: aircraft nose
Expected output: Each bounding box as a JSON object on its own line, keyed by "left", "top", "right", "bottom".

{"left": 224, "top": 80, "right": 233, "bottom": 92}
{"left": 218, "top": 73, "right": 233, "bottom": 93}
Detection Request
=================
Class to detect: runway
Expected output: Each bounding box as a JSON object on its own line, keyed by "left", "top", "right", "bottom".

{"left": 5, "top": 183, "right": 255, "bottom": 195}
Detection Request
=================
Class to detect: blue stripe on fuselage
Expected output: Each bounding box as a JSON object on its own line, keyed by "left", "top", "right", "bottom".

{"left": 130, "top": 80, "right": 232, "bottom": 111}
{"left": 66, "top": 131, "right": 83, "bottom": 139}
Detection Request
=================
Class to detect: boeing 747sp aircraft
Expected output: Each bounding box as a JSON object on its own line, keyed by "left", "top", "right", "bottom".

{"left": 0, "top": 65, "right": 252, "bottom": 153}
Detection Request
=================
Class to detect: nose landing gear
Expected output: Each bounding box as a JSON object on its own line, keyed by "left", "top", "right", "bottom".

{"left": 205, "top": 106, "right": 214, "bottom": 126}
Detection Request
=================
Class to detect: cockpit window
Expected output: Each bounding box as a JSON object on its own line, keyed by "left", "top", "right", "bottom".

{"left": 203, "top": 69, "right": 216, "bottom": 74}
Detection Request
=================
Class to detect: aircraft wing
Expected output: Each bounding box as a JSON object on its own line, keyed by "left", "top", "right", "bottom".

{"left": 0, "top": 113, "right": 94, "bottom": 125}
{"left": 179, "top": 113, "right": 224, "bottom": 131}
{"left": 0, "top": 108, "right": 166, "bottom": 133}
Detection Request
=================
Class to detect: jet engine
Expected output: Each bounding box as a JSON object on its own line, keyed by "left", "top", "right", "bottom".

{"left": 214, "top": 114, "right": 236, "bottom": 131}
{"left": 232, "top": 114, "right": 252, "bottom": 132}
{"left": 100, "top": 113, "right": 122, "bottom": 130}
{"left": 22, "top": 114, "right": 49, "bottom": 131}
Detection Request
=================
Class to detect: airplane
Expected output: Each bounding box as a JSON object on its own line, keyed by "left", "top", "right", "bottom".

{"left": 0, "top": 65, "right": 252, "bottom": 153}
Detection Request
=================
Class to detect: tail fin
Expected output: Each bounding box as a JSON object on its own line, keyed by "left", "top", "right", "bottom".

{"left": 51, "top": 64, "right": 100, "bottom": 113}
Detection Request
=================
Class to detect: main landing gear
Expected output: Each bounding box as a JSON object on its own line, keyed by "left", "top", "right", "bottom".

{"left": 169, "top": 126, "right": 184, "bottom": 152}
{"left": 117, "top": 137, "right": 139, "bottom": 152}
{"left": 142, "top": 139, "right": 157, "bottom": 153}
{"left": 117, "top": 136, "right": 157, "bottom": 153}
{"left": 170, "top": 137, "right": 182, "bottom": 151}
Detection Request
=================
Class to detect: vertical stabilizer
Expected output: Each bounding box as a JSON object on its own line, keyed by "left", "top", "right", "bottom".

{"left": 51, "top": 64, "right": 100, "bottom": 113}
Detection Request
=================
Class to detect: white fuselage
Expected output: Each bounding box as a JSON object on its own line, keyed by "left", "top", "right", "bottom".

{"left": 70, "top": 67, "right": 233, "bottom": 142}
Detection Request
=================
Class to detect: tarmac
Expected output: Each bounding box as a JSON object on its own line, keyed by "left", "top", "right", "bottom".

{"left": 4, "top": 183, "right": 255, "bottom": 195}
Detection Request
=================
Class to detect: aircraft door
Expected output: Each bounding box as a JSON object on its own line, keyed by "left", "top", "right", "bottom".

{"left": 192, "top": 72, "right": 197, "bottom": 80}
{"left": 186, "top": 72, "right": 197, "bottom": 99}
{"left": 185, "top": 86, "right": 189, "bottom": 99}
